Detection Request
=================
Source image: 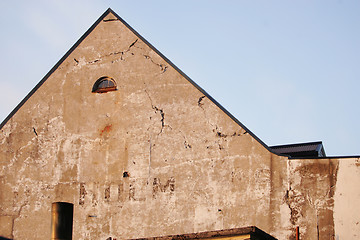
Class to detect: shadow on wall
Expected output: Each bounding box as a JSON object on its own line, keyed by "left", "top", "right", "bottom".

{"left": 0, "top": 237, "right": 12, "bottom": 240}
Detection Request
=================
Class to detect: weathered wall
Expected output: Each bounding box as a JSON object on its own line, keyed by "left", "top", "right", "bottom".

{"left": 279, "top": 158, "right": 360, "bottom": 240}
{"left": 0, "top": 11, "right": 359, "bottom": 240}
{"left": 333, "top": 159, "right": 360, "bottom": 239}
{"left": 284, "top": 159, "right": 339, "bottom": 239}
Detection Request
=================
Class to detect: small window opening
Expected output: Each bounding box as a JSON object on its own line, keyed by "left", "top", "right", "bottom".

{"left": 92, "top": 76, "right": 117, "bottom": 93}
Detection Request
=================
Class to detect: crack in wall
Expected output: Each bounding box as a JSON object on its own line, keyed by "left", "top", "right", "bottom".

{"left": 144, "top": 90, "right": 166, "bottom": 134}
{"left": 152, "top": 106, "right": 165, "bottom": 134}
{"left": 103, "top": 18, "right": 119, "bottom": 22}
{"left": 196, "top": 95, "right": 216, "bottom": 130}
{"left": 11, "top": 201, "right": 28, "bottom": 239}
{"left": 184, "top": 140, "right": 192, "bottom": 149}
{"left": 86, "top": 39, "right": 139, "bottom": 64}
{"left": 110, "top": 39, "right": 138, "bottom": 62}
{"left": 32, "top": 127, "right": 38, "bottom": 136}
{"left": 196, "top": 96, "right": 243, "bottom": 148}
{"left": 90, "top": 21, "right": 166, "bottom": 73}
{"left": 128, "top": 39, "right": 138, "bottom": 49}
{"left": 143, "top": 55, "right": 168, "bottom": 73}
{"left": 174, "top": 129, "right": 192, "bottom": 150}
{"left": 214, "top": 126, "right": 243, "bottom": 139}
{"left": 217, "top": 131, "right": 227, "bottom": 138}
{"left": 210, "top": 126, "right": 234, "bottom": 156}
{"left": 197, "top": 96, "right": 247, "bottom": 142}
{"left": 198, "top": 96, "right": 206, "bottom": 108}
{"left": 179, "top": 130, "right": 191, "bottom": 149}
{"left": 88, "top": 59, "right": 101, "bottom": 64}
{"left": 284, "top": 187, "right": 300, "bottom": 225}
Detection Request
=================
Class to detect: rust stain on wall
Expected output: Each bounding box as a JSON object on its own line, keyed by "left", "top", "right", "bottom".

{"left": 100, "top": 124, "right": 112, "bottom": 136}
{"left": 0, "top": 9, "right": 359, "bottom": 240}
{"left": 286, "top": 159, "right": 339, "bottom": 239}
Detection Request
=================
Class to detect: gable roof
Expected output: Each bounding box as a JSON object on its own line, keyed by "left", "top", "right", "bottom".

{"left": 1, "top": 9, "right": 357, "bottom": 159}
{"left": 129, "top": 226, "right": 277, "bottom": 240}
{"left": 0, "top": 8, "right": 274, "bottom": 154}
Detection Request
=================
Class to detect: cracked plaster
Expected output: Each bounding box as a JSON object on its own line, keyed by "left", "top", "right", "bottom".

{"left": 1, "top": 10, "right": 360, "bottom": 240}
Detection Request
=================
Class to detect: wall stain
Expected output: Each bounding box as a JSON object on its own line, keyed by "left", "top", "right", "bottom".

{"left": 152, "top": 177, "right": 175, "bottom": 198}
{"left": 100, "top": 124, "right": 112, "bottom": 136}
{"left": 288, "top": 160, "right": 339, "bottom": 239}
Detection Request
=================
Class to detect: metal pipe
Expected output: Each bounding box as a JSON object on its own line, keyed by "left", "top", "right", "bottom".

{"left": 296, "top": 226, "right": 300, "bottom": 240}
{"left": 51, "top": 202, "right": 74, "bottom": 240}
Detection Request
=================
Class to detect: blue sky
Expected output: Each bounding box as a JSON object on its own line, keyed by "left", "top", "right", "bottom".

{"left": 0, "top": 1, "right": 359, "bottom": 156}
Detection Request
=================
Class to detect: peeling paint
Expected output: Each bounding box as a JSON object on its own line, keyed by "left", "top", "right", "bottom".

{"left": 0, "top": 10, "right": 359, "bottom": 240}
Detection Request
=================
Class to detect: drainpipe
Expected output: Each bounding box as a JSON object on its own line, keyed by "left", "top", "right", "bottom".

{"left": 51, "top": 202, "right": 74, "bottom": 240}
{"left": 296, "top": 226, "right": 300, "bottom": 240}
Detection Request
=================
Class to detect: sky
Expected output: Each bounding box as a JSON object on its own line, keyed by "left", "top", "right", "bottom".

{"left": 0, "top": 0, "right": 359, "bottom": 156}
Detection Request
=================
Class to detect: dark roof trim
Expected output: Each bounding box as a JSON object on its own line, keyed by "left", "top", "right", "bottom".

{"left": 271, "top": 141, "right": 360, "bottom": 159}
{"left": 270, "top": 141, "right": 326, "bottom": 158}
{"left": 128, "top": 226, "right": 277, "bottom": 240}
{"left": 1, "top": 9, "right": 357, "bottom": 160}
{"left": 107, "top": 9, "right": 276, "bottom": 154}
{"left": 270, "top": 141, "right": 323, "bottom": 149}
{"left": 0, "top": 8, "right": 275, "bottom": 155}
{"left": 289, "top": 155, "right": 360, "bottom": 160}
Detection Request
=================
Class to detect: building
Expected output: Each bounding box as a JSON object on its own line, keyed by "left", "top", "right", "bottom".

{"left": 1, "top": 8, "right": 360, "bottom": 240}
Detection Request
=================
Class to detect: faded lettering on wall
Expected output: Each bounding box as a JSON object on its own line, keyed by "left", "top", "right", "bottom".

{"left": 79, "top": 177, "right": 175, "bottom": 205}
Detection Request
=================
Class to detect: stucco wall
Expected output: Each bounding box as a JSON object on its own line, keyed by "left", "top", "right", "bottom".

{"left": 333, "top": 159, "right": 360, "bottom": 239}
{"left": 1, "top": 11, "right": 359, "bottom": 240}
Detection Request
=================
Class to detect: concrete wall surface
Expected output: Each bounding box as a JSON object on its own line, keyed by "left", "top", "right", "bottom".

{"left": 1, "top": 10, "right": 359, "bottom": 240}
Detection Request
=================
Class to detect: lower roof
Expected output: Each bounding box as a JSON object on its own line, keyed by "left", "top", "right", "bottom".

{"left": 128, "top": 226, "right": 277, "bottom": 240}
{"left": 270, "top": 141, "right": 326, "bottom": 158}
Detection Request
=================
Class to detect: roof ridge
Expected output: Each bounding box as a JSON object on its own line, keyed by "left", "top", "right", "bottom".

{"left": 107, "top": 9, "right": 275, "bottom": 154}
{"left": 0, "top": 8, "right": 278, "bottom": 156}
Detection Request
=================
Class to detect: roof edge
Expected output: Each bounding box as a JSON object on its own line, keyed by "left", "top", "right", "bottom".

{"left": 127, "top": 226, "right": 277, "bottom": 240}
{"left": 0, "top": 8, "right": 113, "bottom": 129}
{"left": 0, "top": 8, "right": 328, "bottom": 160}
{"left": 269, "top": 141, "right": 323, "bottom": 149}
{"left": 289, "top": 155, "right": 360, "bottom": 160}
{"left": 107, "top": 9, "right": 277, "bottom": 154}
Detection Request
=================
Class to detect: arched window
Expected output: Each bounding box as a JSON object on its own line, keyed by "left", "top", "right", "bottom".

{"left": 92, "top": 76, "right": 117, "bottom": 93}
